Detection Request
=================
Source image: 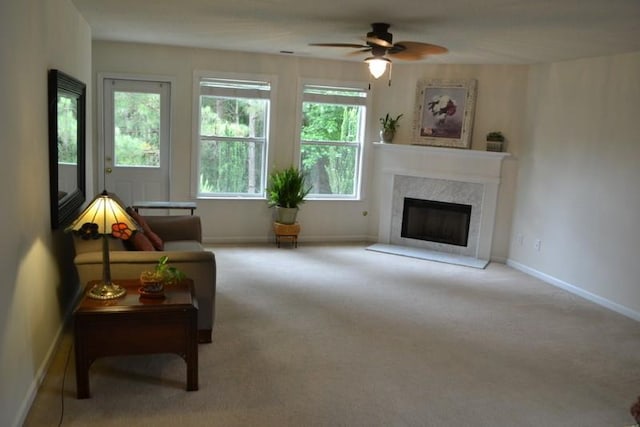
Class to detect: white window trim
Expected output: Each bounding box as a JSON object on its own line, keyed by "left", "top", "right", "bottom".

{"left": 295, "top": 78, "right": 373, "bottom": 201}
{"left": 191, "top": 70, "right": 278, "bottom": 200}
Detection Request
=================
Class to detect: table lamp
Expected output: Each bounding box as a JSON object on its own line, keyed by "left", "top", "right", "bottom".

{"left": 66, "top": 190, "right": 140, "bottom": 299}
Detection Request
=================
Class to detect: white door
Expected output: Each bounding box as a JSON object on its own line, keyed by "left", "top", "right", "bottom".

{"left": 102, "top": 78, "right": 171, "bottom": 207}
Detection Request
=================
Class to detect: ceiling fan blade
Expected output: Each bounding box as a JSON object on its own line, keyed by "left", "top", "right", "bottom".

{"left": 309, "top": 43, "right": 368, "bottom": 49}
{"left": 388, "top": 51, "right": 423, "bottom": 61}
{"left": 310, "top": 25, "right": 448, "bottom": 62}
{"left": 346, "top": 48, "right": 372, "bottom": 56}
{"left": 390, "top": 41, "right": 448, "bottom": 60}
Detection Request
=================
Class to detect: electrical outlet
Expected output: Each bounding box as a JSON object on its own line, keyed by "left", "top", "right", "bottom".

{"left": 516, "top": 233, "right": 524, "bottom": 246}
{"left": 534, "top": 239, "right": 541, "bottom": 251}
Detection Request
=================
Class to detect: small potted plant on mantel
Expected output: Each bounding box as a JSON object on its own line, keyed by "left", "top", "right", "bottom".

{"left": 486, "top": 131, "right": 505, "bottom": 152}
{"left": 379, "top": 113, "right": 403, "bottom": 143}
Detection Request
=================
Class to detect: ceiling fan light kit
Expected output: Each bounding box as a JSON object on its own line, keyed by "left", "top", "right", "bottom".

{"left": 365, "top": 57, "right": 391, "bottom": 79}
{"left": 310, "top": 23, "right": 448, "bottom": 84}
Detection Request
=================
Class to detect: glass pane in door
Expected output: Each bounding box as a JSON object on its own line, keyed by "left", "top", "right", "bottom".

{"left": 113, "top": 91, "right": 161, "bottom": 167}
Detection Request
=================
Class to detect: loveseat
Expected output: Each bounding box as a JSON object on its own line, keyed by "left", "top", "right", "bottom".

{"left": 72, "top": 214, "right": 216, "bottom": 343}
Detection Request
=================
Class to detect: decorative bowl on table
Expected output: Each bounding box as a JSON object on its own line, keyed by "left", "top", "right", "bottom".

{"left": 139, "top": 271, "right": 165, "bottom": 298}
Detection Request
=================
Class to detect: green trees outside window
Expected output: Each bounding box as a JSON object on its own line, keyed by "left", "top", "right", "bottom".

{"left": 113, "top": 91, "right": 161, "bottom": 167}
{"left": 300, "top": 85, "right": 367, "bottom": 198}
{"left": 196, "top": 78, "right": 270, "bottom": 197}
{"left": 198, "top": 96, "right": 267, "bottom": 195}
{"left": 113, "top": 77, "right": 367, "bottom": 200}
{"left": 57, "top": 94, "right": 77, "bottom": 164}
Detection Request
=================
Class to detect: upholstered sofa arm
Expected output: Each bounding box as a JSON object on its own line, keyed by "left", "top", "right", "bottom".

{"left": 144, "top": 215, "right": 202, "bottom": 243}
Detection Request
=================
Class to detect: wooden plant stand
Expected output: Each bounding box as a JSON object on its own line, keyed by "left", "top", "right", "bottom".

{"left": 273, "top": 222, "right": 300, "bottom": 248}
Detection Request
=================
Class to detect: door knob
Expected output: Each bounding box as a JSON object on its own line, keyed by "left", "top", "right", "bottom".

{"left": 105, "top": 167, "right": 113, "bottom": 174}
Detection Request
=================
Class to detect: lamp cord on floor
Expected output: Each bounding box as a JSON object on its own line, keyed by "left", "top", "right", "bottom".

{"left": 58, "top": 342, "right": 73, "bottom": 427}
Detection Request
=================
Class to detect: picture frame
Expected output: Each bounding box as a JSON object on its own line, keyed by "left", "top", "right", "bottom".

{"left": 412, "top": 79, "right": 477, "bottom": 149}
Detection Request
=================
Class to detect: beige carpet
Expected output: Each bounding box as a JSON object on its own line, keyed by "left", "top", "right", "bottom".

{"left": 25, "top": 243, "right": 640, "bottom": 426}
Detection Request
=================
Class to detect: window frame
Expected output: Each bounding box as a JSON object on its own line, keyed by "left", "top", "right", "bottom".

{"left": 192, "top": 71, "right": 277, "bottom": 199}
{"left": 295, "top": 79, "right": 371, "bottom": 201}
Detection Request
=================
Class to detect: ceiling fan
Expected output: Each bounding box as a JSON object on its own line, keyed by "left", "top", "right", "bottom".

{"left": 310, "top": 23, "right": 448, "bottom": 80}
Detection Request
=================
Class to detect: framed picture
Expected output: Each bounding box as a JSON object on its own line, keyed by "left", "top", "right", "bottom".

{"left": 412, "top": 79, "right": 477, "bottom": 149}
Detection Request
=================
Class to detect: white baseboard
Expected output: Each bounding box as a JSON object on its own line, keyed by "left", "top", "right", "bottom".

{"left": 13, "top": 287, "right": 82, "bottom": 427}
{"left": 507, "top": 259, "right": 640, "bottom": 322}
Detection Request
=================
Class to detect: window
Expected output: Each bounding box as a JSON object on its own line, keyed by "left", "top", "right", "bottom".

{"left": 299, "top": 84, "right": 367, "bottom": 199}
{"left": 113, "top": 90, "right": 162, "bottom": 168}
{"left": 196, "top": 76, "right": 271, "bottom": 197}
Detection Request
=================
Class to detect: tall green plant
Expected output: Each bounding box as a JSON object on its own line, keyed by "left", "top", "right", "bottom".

{"left": 267, "top": 166, "right": 311, "bottom": 208}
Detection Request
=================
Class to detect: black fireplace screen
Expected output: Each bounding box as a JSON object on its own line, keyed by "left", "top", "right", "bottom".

{"left": 401, "top": 198, "right": 472, "bottom": 247}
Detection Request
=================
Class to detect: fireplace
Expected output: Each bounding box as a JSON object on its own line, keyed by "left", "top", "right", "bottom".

{"left": 373, "top": 143, "right": 509, "bottom": 263}
{"left": 388, "top": 175, "right": 483, "bottom": 257}
{"left": 401, "top": 198, "right": 472, "bottom": 247}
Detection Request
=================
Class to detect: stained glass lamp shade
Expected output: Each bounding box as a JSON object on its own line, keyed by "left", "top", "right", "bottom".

{"left": 66, "top": 191, "right": 139, "bottom": 299}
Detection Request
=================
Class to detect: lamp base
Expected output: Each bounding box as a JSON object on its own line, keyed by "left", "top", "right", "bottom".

{"left": 87, "top": 281, "right": 126, "bottom": 300}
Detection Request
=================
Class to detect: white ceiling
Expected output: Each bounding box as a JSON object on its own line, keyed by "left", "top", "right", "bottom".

{"left": 71, "top": 0, "right": 640, "bottom": 64}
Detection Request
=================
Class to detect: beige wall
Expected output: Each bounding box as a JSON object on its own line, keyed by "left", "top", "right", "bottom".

{"left": 92, "top": 41, "right": 527, "bottom": 259}
{"left": 0, "top": 1, "right": 91, "bottom": 426}
{"left": 509, "top": 52, "right": 640, "bottom": 316}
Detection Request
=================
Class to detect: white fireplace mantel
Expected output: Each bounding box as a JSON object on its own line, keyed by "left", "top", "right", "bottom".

{"left": 372, "top": 142, "right": 509, "bottom": 183}
{"left": 373, "top": 142, "right": 510, "bottom": 262}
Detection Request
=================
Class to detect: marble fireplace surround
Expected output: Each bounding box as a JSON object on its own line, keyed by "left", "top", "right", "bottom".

{"left": 373, "top": 143, "right": 509, "bottom": 263}
{"left": 391, "top": 176, "right": 483, "bottom": 257}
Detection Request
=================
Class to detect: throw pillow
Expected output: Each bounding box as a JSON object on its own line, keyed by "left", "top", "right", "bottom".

{"left": 130, "top": 231, "right": 156, "bottom": 251}
{"left": 126, "top": 207, "right": 165, "bottom": 251}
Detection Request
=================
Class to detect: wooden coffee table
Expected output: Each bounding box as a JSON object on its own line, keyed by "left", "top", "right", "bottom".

{"left": 74, "top": 279, "right": 198, "bottom": 398}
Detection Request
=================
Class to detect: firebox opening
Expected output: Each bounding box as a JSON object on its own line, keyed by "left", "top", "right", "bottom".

{"left": 401, "top": 198, "right": 472, "bottom": 247}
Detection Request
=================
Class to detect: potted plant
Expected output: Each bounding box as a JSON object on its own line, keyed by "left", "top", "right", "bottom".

{"left": 267, "top": 166, "right": 312, "bottom": 224}
{"left": 139, "top": 255, "right": 186, "bottom": 296}
{"left": 486, "top": 131, "right": 505, "bottom": 152}
{"left": 379, "top": 113, "right": 403, "bottom": 143}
